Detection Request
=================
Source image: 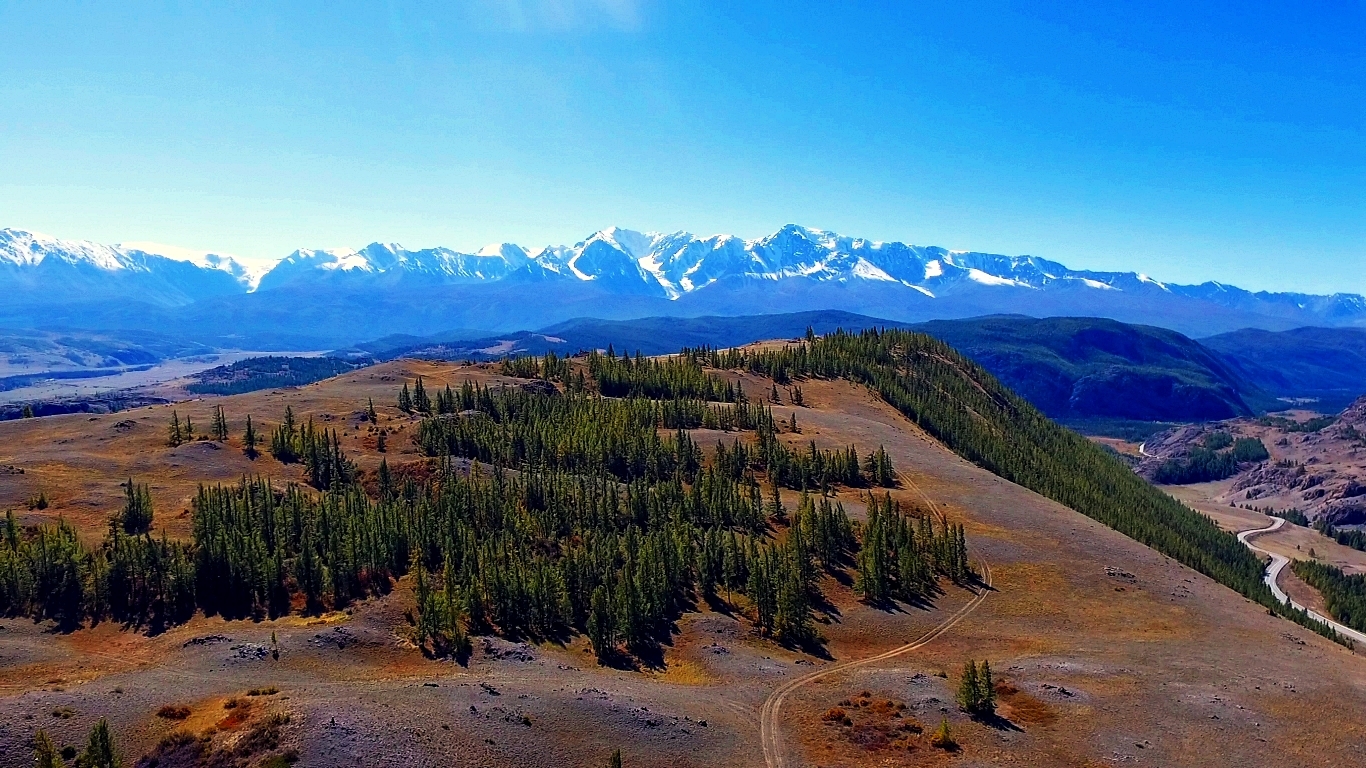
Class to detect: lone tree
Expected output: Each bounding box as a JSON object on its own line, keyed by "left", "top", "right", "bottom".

{"left": 79, "top": 718, "right": 120, "bottom": 768}
{"left": 957, "top": 659, "right": 996, "bottom": 716}
{"left": 167, "top": 411, "right": 184, "bottom": 447}
{"left": 930, "top": 717, "right": 957, "bottom": 750}
{"left": 120, "top": 479, "right": 154, "bottom": 534}
{"left": 243, "top": 415, "right": 259, "bottom": 458}
{"left": 211, "top": 405, "right": 229, "bottom": 441}
{"left": 32, "top": 729, "right": 61, "bottom": 768}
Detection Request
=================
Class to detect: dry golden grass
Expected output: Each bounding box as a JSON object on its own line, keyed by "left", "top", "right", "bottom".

{"left": 2, "top": 358, "right": 1364, "bottom": 767}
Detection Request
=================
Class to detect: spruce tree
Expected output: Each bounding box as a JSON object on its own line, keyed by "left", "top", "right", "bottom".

{"left": 212, "top": 405, "right": 229, "bottom": 441}
{"left": 398, "top": 383, "right": 413, "bottom": 413}
{"left": 957, "top": 660, "right": 980, "bottom": 712}
{"left": 977, "top": 660, "right": 996, "bottom": 714}
{"left": 32, "top": 729, "right": 61, "bottom": 768}
{"left": 587, "top": 579, "right": 620, "bottom": 658}
{"left": 930, "top": 717, "right": 956, "bottom": 750}
{"left": 243, "top": 415, "right": 258, "bottom": 458}
{"left": 367, "top": 397, "right": 378, "bottom": 422}
{"left": 167, "top": 411, "right": 183, "bottom": 447}
{"left": 79, "top": 718, "right": 119, "bottom": 768}
{"left": 414, "top": 376, "right": 431, "bottom": 414}
{"left": 120, "top": 479, "right": 153, "bottom": 535}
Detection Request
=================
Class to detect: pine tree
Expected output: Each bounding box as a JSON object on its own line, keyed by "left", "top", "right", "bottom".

{"left": 167, "top": 411, "right": 183, "bottom": 447}
{"left": 377, "top": 430, "right": 387, "bottom": 453}
{"left": 930, "top": 717, "right": 956, "bottom": 750}
{"left": 398, "top": 383, "right": 413, "bottom": 413}
{"left": 977, "top": 659, "right": 996, "bottom": 714}
{"left": 270, "top": 406, "right": 299, "bottom": 463}
{"left": 957, "top": 660, "right": 980, "bottom": 712}
{"left": 607, "top": 749, "right": 623, "bottom": 768}
{"left": 120, "top": 479, "right": 153, "bottom": 535}
{"left": 212, "top": 406, "right": 229, "bottom": 441}
{"left": 367, "top": 397, "right": 378, "bottom": 422}
{"left": 414, "top": 376, "right": 431, "bottom": 414}
{"left": 243, "top": 415, "right": 258, "bottom": 459}
{"left": 21, "top": 404, "right": 34, "bottom": 418}
{"left": 79, "top": 718, "right": 120, "bottom": 768}
{"left": 32, "top": 729, "right": 61, "bottom": 768}
{"left": 956, "top": 658, "right": 995, "bottom": 716}
{"left": 183, "top": 415, "right": 194, "bottom": 441}
{"left": 767, "top": 482, "right": 786, "bottom": 524}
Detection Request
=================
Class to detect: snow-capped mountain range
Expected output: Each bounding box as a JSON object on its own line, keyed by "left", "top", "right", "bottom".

{"left": 2, "top": 224, "right": 1362, "bottom": 342}
{"left": 250, "top": 224, "right": 1199, "bottom": 299}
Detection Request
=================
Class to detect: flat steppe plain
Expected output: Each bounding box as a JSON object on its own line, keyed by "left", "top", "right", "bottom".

{"left": 1, "top": 360, "right": 1363, "bottom": 767}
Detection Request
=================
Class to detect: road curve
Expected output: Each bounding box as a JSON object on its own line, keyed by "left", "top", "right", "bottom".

{"left": 758, "top": 561, "right": 992, "bottom": 768}
{"left": 759, "top": 471, "right": 992, "bottom": 768}
{"left": 1237, "top": 516, "right": 1366, "bottom": 645}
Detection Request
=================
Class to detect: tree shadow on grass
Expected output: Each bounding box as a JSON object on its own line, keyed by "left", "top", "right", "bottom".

{"left": 971, "top": 710, "right": 1024, "bottom": 732}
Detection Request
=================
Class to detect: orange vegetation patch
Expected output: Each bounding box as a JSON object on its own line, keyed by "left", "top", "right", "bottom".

{"left": 217, "top": 697, "right": 254, "bottom": 730}
{"left": 995, "top": 682, "right": 1057, "bottom": 726}
{"left": 820, "top": 692, "right": 923, "bottom": 753}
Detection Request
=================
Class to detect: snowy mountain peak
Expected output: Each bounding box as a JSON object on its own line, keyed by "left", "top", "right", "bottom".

{"left": 3, "top": 224, "right": 1363, "bottom": 338}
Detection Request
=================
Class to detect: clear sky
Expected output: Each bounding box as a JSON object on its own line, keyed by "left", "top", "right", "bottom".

{"left": 0, "top": 1, "right": 1361, "bottom": 293}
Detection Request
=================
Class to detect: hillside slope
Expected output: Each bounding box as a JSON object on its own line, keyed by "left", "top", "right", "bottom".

{"left": 912, "top": 316, "right": 1261, "bottom": 420}
{"left": 1203, "top": 326, "right": 1366, "bottom": 411}
{"left": 374, "top": 313, "right": 1266, "bottom": 423}
{"left": 0, "top": 356, "right": 1361, "bottom": 767}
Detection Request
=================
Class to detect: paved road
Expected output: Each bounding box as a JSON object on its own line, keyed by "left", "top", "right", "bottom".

{"left": 1237, "top": 516, "right": 1366, "bottom": 645}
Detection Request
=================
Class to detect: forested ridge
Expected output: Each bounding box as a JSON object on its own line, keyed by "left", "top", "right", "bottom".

{"left": 1291, "top": 560, "right": 1366, "bottom": 633}
{"left": 0, "top": 350, "right": 958, "bottom": 664}
{"left": 690, "top": 328, "right": 1345, "bottom": 644}
{"left": 1151, "top": 430, "right": 1270, "bottom": 485}
{"left": 187, "top": 356, "right": 361, "bottom": 396}
{"left": 0, "top": 331, "right": 1343, "bottom": 654}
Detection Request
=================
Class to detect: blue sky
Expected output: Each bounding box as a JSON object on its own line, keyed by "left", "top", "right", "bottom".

{"left": 0, "top": 1, "right": 1361, "bottom": 293}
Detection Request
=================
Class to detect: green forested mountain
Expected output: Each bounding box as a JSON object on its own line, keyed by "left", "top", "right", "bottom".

{"left": 187, "top": 356, "right": 363, "bottom": 395}
{"left": 694, "top": 328, "right": 1344, "bottom": 644}
{"left": 910, "top": 316, "right": 1263, "bottom": 420}
{"left": 1203, "top": 326, "right": 1366, "bottom": 412}
{"left": 369, "top": 313, "right": 1285, "bottom": 424}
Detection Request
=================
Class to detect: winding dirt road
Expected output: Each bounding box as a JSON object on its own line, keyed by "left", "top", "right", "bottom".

{"left": 758, "top": 561, "right": 991, "bottom": 768}
{"left": 759, "top": 472, "right": 993, "bottom": 768}
{"left": 1237, "top": 516, "right": 1366, "bottom": 645}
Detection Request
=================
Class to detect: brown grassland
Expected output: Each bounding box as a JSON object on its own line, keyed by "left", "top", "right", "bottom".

{"left": 1, "top": 358, "right": 1364, "bottom": 766}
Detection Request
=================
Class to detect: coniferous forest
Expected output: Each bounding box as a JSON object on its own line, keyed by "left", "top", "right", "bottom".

{"left": 691, "top": 328, "right": 1347, "bottom": 645}
{"left": 0, "top": 327, "right": 1341, "bottom": 660}
{"left": 0, "top": 347, "right": 961, "bottom": 665}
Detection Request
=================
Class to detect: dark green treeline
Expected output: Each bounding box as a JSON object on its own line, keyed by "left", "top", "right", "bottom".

{"left": 691, "top": 328, "right": 1345, "bottom": 645}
